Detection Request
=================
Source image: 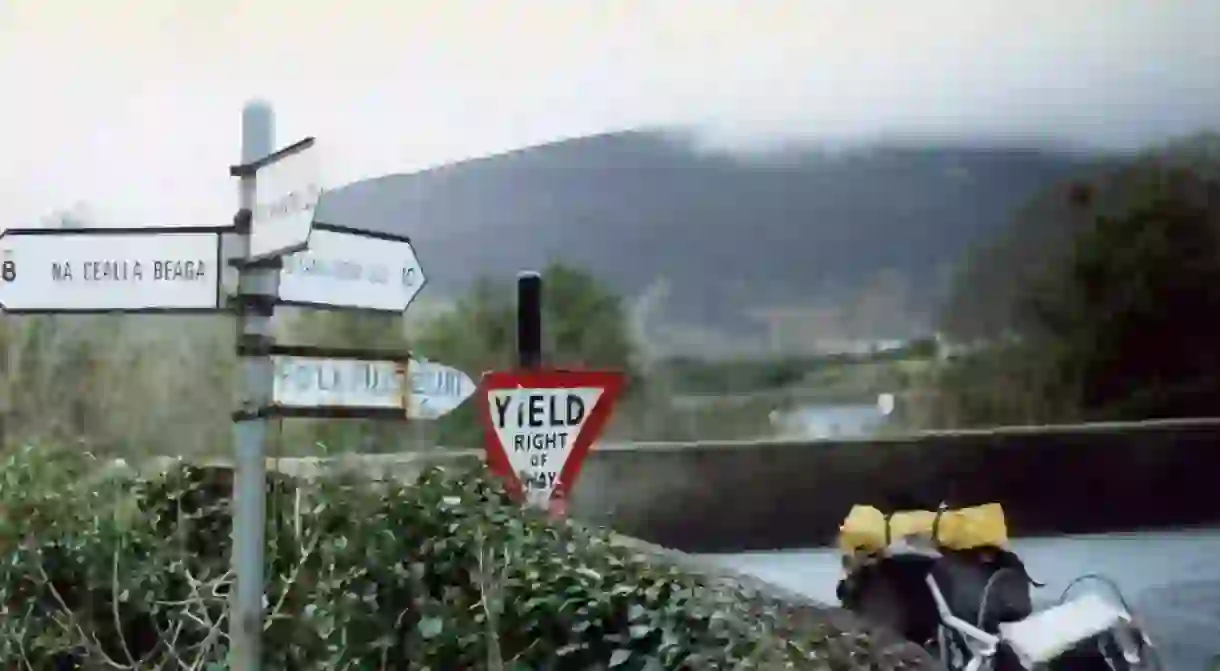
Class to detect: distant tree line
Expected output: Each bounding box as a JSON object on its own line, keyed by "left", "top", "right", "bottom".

{"left": 933, "top": 132, "right": 1220, "bottom": 427}
{"left": 0, "top": 259, "right": 773, "bottom": 458}
{"left": 14, "top": 131, "right": 1215, "bottom": 450}
{"left": 658, "top": 338, "right": 937, "bottom": 396}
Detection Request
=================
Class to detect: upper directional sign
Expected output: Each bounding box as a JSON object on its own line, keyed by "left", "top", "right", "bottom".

{"left": 0, "top": 227, "right": 222, "bottom": 313}
{"left": 269, "top": 346, "right": 474, "bottom": 419}
{"left": 246, "top": 137, "right": 322, "bottom": 262}
{"left": 278, "top": 225, "right": 425, "bottom": 312}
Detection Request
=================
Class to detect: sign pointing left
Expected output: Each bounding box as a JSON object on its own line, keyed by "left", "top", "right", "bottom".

{"left": 0, "top": 227, "right": 223, "bottom": 313}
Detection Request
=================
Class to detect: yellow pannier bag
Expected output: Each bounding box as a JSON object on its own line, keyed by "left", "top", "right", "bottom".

{"left": 837, "top": 502, "right": 1009, "bottom": 556}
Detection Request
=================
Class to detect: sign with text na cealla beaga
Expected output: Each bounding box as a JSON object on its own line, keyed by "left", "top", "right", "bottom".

{"left": 479, "top": 369, "right": 625, "bottom": 512}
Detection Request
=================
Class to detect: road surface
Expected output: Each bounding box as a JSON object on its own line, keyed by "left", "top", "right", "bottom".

{"left": 703, "top": 529, "right": 1220, "bottom": 670}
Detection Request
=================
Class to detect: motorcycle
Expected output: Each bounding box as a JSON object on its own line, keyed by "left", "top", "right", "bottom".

{"left": 835, "top": 503, "right": 1162, "bottom": 671}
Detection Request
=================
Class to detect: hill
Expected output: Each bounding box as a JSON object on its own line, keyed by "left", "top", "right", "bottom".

{"left": 316, "top": 131, "right": 1107, "bottom": 357}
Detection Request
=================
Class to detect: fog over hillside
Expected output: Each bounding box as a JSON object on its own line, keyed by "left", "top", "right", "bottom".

{"left": 316, "top": 130, "right": 1108, "bottom": 357}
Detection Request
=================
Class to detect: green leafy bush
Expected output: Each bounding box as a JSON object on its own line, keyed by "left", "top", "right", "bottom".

{"left": 0, "top": 444, "right": 918, "bottom": 669}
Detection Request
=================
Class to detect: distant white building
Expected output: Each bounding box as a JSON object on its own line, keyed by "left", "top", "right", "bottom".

{"left": 773, "top": 402, "right": 889, "bottom": 439}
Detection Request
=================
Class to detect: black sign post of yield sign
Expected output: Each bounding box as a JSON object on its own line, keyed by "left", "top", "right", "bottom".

{"left": 226, "top": 102, "right": 471, "bottom": 671}
{"left": 517, "top": 270, "right": 543, "bottom": 370}
{"left": 477, "top": 270, "right": 625, "bottom": 517}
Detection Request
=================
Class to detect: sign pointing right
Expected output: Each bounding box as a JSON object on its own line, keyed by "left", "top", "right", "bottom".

{"left": 277, "top": 225, "right": 425, "bottom": 312}
{"left": 269, "top": 348, "right": 475, "bottom": 420}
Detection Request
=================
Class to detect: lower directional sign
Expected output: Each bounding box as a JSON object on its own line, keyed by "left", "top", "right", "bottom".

{"left": 0, "top": 227, "right": 223, "bottom": 313}
{"left": 269, "top": 346, "right": 475, "bottom": 419}
{"left": 479, "top": 369, "right": 625, "bottom": 507}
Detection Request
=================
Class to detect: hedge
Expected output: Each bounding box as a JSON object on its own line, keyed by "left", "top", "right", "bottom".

{"left": 0, "top": 444, "right": 927, "bottom": 669}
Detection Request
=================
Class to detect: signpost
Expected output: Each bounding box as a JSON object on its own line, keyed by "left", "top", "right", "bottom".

{"left": 480, "top": 368, "right": 624, "bottom": 507}
{"left": 278, "top": 225, "right": 426, "bottom": 311}
{"left": 228, "top": 103, "right": 288, "bottom": 669}
{"left": 269, "top": 345, "right": 475, "bottom": 419}
{"left": 479, "top": 271, "right": 626, "bottom": 510}
{"left": 0, "top": 227, "right": 224, "bottom": 313}
{"left": 222, "top": 103, "right": 469, "bottom": 670}
{"left": 0, "top": 100, "right": 482, "bottom": 668}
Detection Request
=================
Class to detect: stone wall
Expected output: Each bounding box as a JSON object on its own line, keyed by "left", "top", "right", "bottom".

{"left": 264, "top": 418, "right": 1220, "bottom": 553}
{"left": 570, "top": 418, "right": 1220, "bottom": 552}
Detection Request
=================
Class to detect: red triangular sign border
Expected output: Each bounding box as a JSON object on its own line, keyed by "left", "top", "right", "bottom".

{"left": 479, "top": 368, "right": 625, "bottom": 503}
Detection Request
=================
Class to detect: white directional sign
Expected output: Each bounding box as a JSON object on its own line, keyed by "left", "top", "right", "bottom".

{"left": 278, "top": 226, "right": 425, "bottom": 311}
{"left": 0, "top": 228, "right": 221, "bottom": 313}
{"left": 250, "top": 138, "right": 322, "bottom": 262}
{"left": 271, "top": 353, "right": 474, "bottom": 418}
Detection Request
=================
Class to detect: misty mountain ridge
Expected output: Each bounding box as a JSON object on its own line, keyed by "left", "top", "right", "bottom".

{"left": 315, "top": 130, "right": 1107, "bottom": 358}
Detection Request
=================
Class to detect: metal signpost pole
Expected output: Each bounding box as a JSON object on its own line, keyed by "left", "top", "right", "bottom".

{"left": 219, "top": 102, "right": 442, "bottom": 667}
{"left": 491, "top": 279, "right": 623, "bottom": 516}
{"left": 230, "top": 101, "right": 277, "bottom": 669}
{"left": 0, "top": 98, "right": 460, "bottom": 665}
{"left": 517, "top": 271, "right": 543, "bottom": 370}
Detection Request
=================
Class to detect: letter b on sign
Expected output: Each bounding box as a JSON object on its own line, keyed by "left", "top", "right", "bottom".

{"left": 1, "top": 259, "right": 14, "bottom": 282}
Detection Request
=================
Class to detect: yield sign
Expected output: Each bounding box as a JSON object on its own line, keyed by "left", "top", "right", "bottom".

{"left": 480, "top": 369, "right": 625, "bottom": 507}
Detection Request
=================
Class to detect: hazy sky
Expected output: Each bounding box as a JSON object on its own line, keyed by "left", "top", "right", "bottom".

{"left": 2, "top": 1, "right": 1217, "bottom": 231}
